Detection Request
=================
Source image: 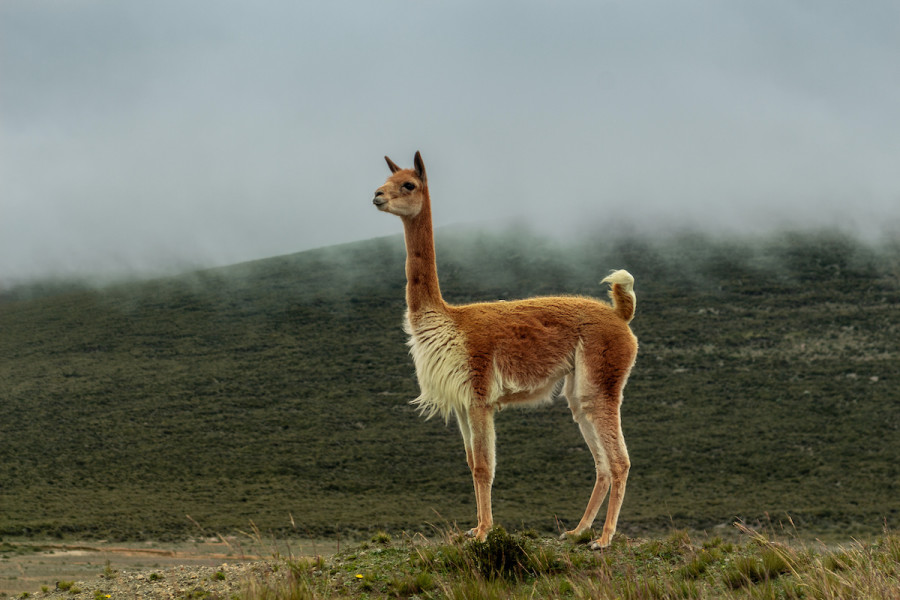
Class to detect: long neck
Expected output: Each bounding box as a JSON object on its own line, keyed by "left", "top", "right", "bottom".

{"left": 401, "top": 191, "right": 446, "bottom": 314}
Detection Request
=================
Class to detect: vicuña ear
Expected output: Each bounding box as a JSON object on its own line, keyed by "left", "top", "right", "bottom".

{"left": 413, "top": 151, "right": 427, "bottom": 185}
{"left": 385, "top": 156, "right": 402, "bottom": 173}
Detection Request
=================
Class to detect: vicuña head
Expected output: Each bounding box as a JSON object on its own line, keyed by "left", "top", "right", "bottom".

{"left": 372, "top": 152, "right": 428, "bottom": 218}
{"left": 372, "top": 151, "right": 638, "bottom": 551}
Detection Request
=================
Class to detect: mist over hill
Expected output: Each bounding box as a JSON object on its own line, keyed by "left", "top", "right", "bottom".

{"left": 0, "top": 227, "right": 897, "bottom": 541}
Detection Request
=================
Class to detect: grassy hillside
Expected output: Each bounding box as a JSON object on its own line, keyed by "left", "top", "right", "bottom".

{"left": 1, "top": 228, "right": 898, "bottom": 541}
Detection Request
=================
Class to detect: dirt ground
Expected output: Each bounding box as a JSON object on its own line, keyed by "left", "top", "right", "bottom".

{"left": 0, "top": 537, "right": 338, "bottom": 597}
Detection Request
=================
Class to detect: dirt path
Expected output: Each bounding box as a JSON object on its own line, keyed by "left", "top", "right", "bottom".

{"left": 0, "top": 538, "right": 337, "bottom": 597}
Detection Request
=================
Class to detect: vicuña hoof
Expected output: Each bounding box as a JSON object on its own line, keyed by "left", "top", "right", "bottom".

{"left": 590, "top": 536, "right": 612, "bottom": 551}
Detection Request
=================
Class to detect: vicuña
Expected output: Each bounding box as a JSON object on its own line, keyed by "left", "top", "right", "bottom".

{"left": 372, "top": 152, "right": 638, "bottom": 549}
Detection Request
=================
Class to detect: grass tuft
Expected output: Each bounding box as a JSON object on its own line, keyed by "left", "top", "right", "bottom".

{"left": 463, "top": 526, "right": 539, "bottom": 580}
{"left": 388, "top": 571, "right": 435, "bottom": 596}
{"left": 370, "top": 530, "right": 391, "bottom": 545}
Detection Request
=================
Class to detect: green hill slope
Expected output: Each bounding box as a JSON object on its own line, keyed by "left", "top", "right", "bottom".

{"left": 1, "top": 228, "right": 897, "bottom": 540}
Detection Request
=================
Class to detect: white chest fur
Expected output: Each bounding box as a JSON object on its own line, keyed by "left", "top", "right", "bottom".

{"left": 404, "top": 310, "right": 474, "bottom": 421}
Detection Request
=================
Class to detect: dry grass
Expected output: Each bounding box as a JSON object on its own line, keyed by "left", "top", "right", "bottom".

{"left": 236, "top": 525, "right": 900, "bottom": 599}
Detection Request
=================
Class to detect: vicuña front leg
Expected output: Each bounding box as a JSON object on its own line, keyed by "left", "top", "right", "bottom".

{"left": 464, "top": 405, "right": 496, "bottom": 540}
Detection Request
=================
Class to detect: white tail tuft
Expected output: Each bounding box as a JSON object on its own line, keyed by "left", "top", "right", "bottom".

{"left": 601, "top": 269, "right": 636, "bottom": 322}
{"left": 601, "top": 269, "right": 634, "bottom": 292}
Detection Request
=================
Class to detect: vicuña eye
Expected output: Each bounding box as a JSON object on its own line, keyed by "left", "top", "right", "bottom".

{"left": 402, "top": 182, "right": 416, "bottom": 191}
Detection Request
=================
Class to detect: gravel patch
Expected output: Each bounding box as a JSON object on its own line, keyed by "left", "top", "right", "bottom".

{"left": 28, "top": 560, "right": 283, "bottom": 599}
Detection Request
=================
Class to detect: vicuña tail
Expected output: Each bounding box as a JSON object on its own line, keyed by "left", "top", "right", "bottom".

{"left": 601, "top": 269, "right": 636, "bottom": 323}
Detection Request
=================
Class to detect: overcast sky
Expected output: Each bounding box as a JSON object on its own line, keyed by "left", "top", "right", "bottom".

{"left": 2, "top": 0, "right": 898, "bottom": 283}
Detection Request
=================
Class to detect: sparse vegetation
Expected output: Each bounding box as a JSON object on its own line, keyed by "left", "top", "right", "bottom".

{"left": 101, "top": 560, "right": 115, "bottom": 579}
{"left": 236, "top": 526, "right": 900, "bottom": 599}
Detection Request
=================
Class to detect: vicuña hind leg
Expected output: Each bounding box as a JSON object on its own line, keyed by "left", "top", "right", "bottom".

{"left": 562, "top": 362, "right": 631, "bottom": 550}
{"left": 562, "top": 382, "right": 612, "bottom": 540}
{"left": 590, "top": 404, "right": 630, "bottom": 549}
